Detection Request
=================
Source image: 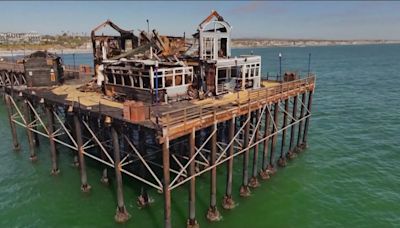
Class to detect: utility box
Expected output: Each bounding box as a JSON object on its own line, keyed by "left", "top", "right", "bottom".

{"left": 24, "top": 51, "right": 63, "bottom": 87}
{"left": 123, "top": 100, "right": 149, "bottom": 122}
{"left": 283, "top": 72, "right": 298, "bottom": 82}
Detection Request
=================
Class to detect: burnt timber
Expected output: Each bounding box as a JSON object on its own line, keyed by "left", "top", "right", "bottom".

{"left": 1, "top": 10, "right": 315, "bottom": 228}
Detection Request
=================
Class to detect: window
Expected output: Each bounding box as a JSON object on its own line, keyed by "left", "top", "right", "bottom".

{"left": 165, "top": 76, "right": 173, "bottom": 87}
{"left": 185, "top": 71, "right": 192, "bottom": 85}
{"left": 115, "top": 74, "right": 122, "bottom": 85}
{"left": 123, "top": 75, "right": 132, "bottom": 86}
{"left": 231, "top": 66, "right": 240, "bottom": 78}
{"left": 107, "top": 74, "right": 114, "bottom": 84}
{"left": 175, "top": 69, "right": 183, "bottom": 86}
{"left": 154, "top": 77, "right": 162, "bottom": 89}
{"left": 133, "top": 75, "right": 140, "bottom": 87}
{"left": 203, "top": 37, "right": 215, "bottom": 60}
{"left": 142, "top": 77, "right": 150, "bottom": 89}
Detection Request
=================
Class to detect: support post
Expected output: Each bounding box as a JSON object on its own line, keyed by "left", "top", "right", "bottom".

{"left": 287, "top": 95, "right": 298, "bottom": 159}
{"left": 73, "top": 113, "right": 91, "bottom": 192}
{"left": 240, "top": 113, "right": 251, "bottom": 197}
{"left": 98, "top": 120, "right": 109, "bottom": 185}
{"left": 137, "top": 128, "right": 150, "bottom": 208}
{"left": 111, "top": 125, "right": 130, "bottom": 223}
{"left": 222, "top": 117, "right": 236, "bottom": 209}
{"left": 207, "top": 123, "right": 221, "bottom": 221}
{"left": 302, "top": 90, "right": 314, "bottom": 147}
{"left": 30, "top": 107, "right": 40, "bottom": 147}
{"left": 5, "top": 94, "right": 20, "bottom": 150}
{"left": 46, "top": 106, "right": 59, "bottom": 175}
{"left": 296, "top": 93, "right": 306, "bottom": 152}
{"left": 187, "top": 128, "right": 198, "bottom": 228}
{"left": 163, "top": 137, "right": 171, "bottom": 228}
{"left": 260, "top": 105, "right": 271, "bottom": 179}
{"left": 268, "top": 102, "right": 279, "bottom": 174}
{"left": 278, "top": 99, "right": 289, "bottom": 167}
{"left": 249, "top": 109, "right": 260, "bottom": 188}
{"left": 23, "top": 99, "right": 37, "bottom": 161}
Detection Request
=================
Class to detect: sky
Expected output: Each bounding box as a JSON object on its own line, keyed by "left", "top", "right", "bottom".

{"left": 1, "top": 1, "right": 400, "bottom": 40}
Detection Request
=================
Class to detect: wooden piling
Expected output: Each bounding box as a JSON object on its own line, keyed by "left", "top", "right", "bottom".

{"left": 240, "top": 113, "right": 251, "bottom": 197}
{"left": 137, "top": 128, "right": 150, "bottom": 208}
{"left": 95, "top": 119, "right": 109, "bottom": 185}
{"left": 268, "top": 102, "right": 279, "bottom": 174}
{"left": 302, "top": 91, "right": 314, "bottom": 147}
{"left": 111, "top": 125, "right": 130, "bottom": 223}
{"left": 222, "top": 116, "right": 236, "bottom": 209}
{"left": 73, "top": 113, "right": 90, "bottom": 192}
{"left": 278, "top": 99, "right": 289, "bottom": 167}
{"left": 287, "top": 95, "right": 298, "bottom": 159}
{"left": 249, "top": 109, "right": 260, "bottom": 188}
{"left": 30, "top": 108, "right": 40, "bottom": 147}
{"left": 260, "top": 105, "right": 271, "bottom": 179}
{"left": 163, "top": 137, "right": 171, "bottom": 228}
{"left": 23, "top": 100, "right": 37, "bottom": 161}
{"left": 207, "top": 123, "right": 221, "bottom": 221}
{"left": 46, "top": 106, "right": 59, "bottom": 175}
{"left": 187, "top": 128, "right": 198, "bottom": 228}
{"left": 296, "top": 93, "right": 306, "bottom": 152}
{"left": 5, "top": 94, "right": 19, "bottom": 150}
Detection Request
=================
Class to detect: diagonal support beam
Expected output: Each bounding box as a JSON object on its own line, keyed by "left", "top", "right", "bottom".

{"left": 123, "top": 134, "right": 163, "bottom": 189}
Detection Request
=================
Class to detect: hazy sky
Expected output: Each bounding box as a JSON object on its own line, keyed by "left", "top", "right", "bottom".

{"left": 1, "top": 1, "right": 400, "bottom": 40}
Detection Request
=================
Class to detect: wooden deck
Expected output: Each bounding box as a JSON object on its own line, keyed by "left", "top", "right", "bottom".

{"left": 157, "top": 76, "right": 315, "bottom": 143}
{"left": 5, "top": 74, "right": 315, "bottom": 143}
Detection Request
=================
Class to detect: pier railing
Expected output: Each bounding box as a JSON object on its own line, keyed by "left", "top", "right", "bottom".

{"left": 0, "top": 61, "right": 93, "bottom": 80}
{"left": 0, "top": 61, "right": 24, "bottom": 72}
{"left": 159, "top": 76, "right": 315, "bottom": 129}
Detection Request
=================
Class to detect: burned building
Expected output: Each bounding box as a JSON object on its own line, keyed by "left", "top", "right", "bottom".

{"left": 196, "top": 10, "right": 261, "bottom": 95}
{"left": 24, "top": 51, "right": 63, "bottom": 87}
{"left": 99, "top": 11, "right": 262, "bottom": 103}
{"left": 91, "top": 20, "right": 139, "bottom": 86}
{"left": 103, "top": 60, "right": 193, "bottom": 103}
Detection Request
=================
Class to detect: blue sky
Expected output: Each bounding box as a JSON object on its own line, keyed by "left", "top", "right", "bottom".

{"left": 1, "top": 1, "right": 400, "bottom": 40}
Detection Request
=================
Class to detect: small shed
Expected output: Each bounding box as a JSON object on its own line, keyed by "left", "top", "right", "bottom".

{"left": 24, "top": 51, "right": 63, "bottom": 87}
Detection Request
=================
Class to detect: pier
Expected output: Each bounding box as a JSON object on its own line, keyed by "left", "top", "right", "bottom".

{"left": 0, "top": 11, "right": 315, "bottom": 228}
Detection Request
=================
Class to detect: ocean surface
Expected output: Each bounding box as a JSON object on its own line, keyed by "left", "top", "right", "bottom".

{"left": 0, "top": 45, "right": 399, "bottom": 227}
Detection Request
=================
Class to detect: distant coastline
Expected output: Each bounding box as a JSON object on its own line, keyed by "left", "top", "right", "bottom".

{"left": 0, "top": 48, "right": 92, "bottom": 57}
{"left": 1, "top": 39, "right": 400, "bottom": 57}
{"left": 231, "top": 39, "right": 400, "bottom": 48}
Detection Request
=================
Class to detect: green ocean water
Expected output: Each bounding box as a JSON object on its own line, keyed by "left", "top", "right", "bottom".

{"left": 0, "top": 44, "right": 399, "bottom": 227}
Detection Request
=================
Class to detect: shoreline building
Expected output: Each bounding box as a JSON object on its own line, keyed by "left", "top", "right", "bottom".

{"left": 0, "top": 32, "right": 41, "bottom": 44}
